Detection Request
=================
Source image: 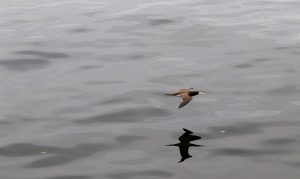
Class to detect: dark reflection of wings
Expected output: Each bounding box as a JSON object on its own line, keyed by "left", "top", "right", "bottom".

{"left": 167, "top": 128, "right": 203, "bottom": 163}
{"left": 179, "top": 134, "right": 201, "bottom": 142}
{"left": 179, "top": 130, "right": 202, "bottom": 143}
{"left": 183, "top": 128, "right": 193, "bottom": 134}
{"left": 178, "top": 143, "right": 203, "bottom": 163}
{"left": 178, "top": 145, "right": 191, "bottom": 163}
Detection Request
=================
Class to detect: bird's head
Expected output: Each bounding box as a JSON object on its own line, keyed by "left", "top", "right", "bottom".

{"left": 199, "top": 91, "right": 205, "bottom": 95}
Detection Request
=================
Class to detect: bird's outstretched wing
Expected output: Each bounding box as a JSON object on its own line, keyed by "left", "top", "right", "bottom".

{"left": 178, "top": 93, "right": 192, "bottom": 108}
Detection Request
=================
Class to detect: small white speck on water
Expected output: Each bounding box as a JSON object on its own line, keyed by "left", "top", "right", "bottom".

{"left": 40, "top": 151, "right": 47, "bottom": 154}
{"left": 155, "top": 105, "right": 160, "bottom": 108}
{"left": 220, "top": 130, "right": 226, "bottom": 133}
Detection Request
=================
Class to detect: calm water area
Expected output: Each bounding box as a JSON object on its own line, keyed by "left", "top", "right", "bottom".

{"left": 1, "top": 0, "right": 300, "bottom": 179}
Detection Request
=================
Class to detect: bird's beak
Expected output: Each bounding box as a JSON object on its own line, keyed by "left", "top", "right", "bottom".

{"left": 199, "top": 91, "right": 205, "bottom": 95}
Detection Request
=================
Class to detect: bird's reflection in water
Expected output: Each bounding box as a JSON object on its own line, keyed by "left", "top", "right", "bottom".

{"left": 166, "top": 128, "right": 203, "bottom": 163}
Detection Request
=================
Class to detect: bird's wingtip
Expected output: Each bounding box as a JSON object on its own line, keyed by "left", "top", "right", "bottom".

{"left": 178, "top": 159, "right": 184, "bottom": 163}
{"left": 183, "top": 128, "right": 193, "bottom": 134}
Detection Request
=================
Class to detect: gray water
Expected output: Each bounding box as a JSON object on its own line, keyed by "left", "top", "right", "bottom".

{"left": 1, "top": 0, "right": 300, "bottom": 178}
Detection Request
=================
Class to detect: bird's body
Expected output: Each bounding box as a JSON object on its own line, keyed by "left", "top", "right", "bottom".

{"left": 165, "top": 88, "right": 205, "bottom": 108}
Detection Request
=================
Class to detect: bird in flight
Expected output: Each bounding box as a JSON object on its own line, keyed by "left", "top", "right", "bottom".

{"left": 166, "top": 128, "right": 203, "bottom": 163}
{"left": 165, "top": 88, "right": 205, "bottom": 108}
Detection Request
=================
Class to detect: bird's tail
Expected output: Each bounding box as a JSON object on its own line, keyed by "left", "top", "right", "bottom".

{"left": 164, "top": 93, "right": 178, "bottom": 96}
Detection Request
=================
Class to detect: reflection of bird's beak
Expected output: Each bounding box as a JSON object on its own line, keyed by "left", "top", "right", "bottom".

{"left": 199, "top": 91, "right": 205, "bottom": 95}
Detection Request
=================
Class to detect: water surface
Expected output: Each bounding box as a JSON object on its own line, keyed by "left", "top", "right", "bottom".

{"left": 1, "top": 0, "right": 300, "bottom": 178}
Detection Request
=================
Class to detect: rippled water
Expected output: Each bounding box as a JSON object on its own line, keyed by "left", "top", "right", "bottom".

{"left": 1, "top": 0, "right": 300, "bottom": 178}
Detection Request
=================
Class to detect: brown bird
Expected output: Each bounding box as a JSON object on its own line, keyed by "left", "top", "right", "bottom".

{"left": 165, "top": 88, "right": 205, "bottom": 108}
